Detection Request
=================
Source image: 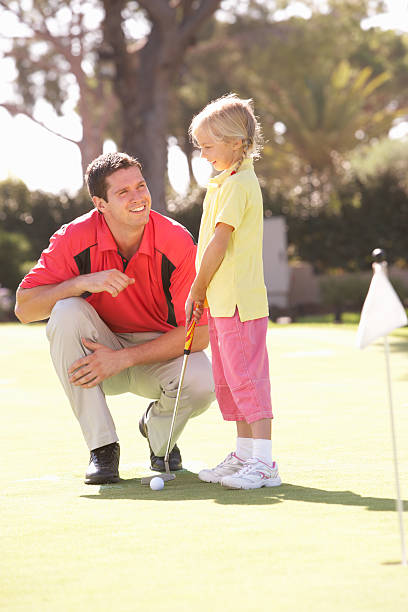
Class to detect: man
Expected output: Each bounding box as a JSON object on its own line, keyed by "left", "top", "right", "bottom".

{"left": 15, "top": 152, "right": 214, "bottom": 484}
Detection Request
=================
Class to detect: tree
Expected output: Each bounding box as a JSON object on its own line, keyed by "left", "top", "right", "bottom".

{"left": 2, "top": 0, "right": 407, "bottom": 217}
{"left": 277, "top": 168, "right": 408, "bottom": 273}
{"left": 0, "top": 0, "right": 221, "bottom": 211}
{"left": 254, "top": 16, "right": 406, "bottom": 189}
{"left": 99, "top": 0, "right": 221, "bottom": 212}
{"left": 263, "top": 60, "right": 400, "bottom": 170}
{"left": 0, "top": 177, "right": 91, "bottom": 259}
{"left": 176, "top": 6, "right": 408, "bottom": 207}
{"left": 0, "top": 0, "right": 118, "bottom": 176}
{"left": 0, "top": 229, "right": 32, "bottom": 292}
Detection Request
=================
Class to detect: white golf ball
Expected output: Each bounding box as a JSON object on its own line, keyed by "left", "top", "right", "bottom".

{"left": 150, "top": 477, "right": 164, "bottom": 491}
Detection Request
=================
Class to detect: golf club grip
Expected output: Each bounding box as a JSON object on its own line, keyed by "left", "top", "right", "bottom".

{"left": 184, "top": 310, "right": 197, "bottom": 354}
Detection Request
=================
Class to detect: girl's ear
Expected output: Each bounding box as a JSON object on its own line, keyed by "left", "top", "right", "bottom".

{"left": 92, "top": 196, "right": 107, "bottom": 213}
{"left": 232, "top": 138, "right": 244, "bottom": 151}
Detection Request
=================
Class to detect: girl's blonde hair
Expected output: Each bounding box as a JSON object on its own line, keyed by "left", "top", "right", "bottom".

{"left": 189, "top": 93, "right": 263, "bottom": 171}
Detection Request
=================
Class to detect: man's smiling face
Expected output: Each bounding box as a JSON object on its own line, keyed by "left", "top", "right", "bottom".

{"left": 93, "top": 165, "right": 152, "bottom": 233}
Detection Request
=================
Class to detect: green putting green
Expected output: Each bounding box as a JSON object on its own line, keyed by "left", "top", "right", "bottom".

{"left": 1, "top": 322, "right": 408, "bottom": 611}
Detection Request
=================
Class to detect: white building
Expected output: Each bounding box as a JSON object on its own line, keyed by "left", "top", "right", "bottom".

{"left": 262, "top": 216, "right": 290, "bottom": 309}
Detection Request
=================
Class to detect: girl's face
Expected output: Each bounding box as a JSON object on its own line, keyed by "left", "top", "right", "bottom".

{"left": 195, "top": 128, "right": 243, "bottom": 172}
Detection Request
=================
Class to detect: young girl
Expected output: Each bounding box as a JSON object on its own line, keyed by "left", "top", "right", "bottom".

{"left": 185, "top": 93, "right": 281, "bottom": 490}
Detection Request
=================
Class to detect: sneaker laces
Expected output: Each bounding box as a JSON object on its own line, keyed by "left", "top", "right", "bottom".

{"left": 235, "top": 458, "right": 264, "bottom": 476}
{"left": 215, "top": 452, "right": 241, "bottom": 469}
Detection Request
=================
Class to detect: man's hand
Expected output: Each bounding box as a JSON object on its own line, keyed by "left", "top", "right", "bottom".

{"left": 15, "top": 269, "right": 136, "bottom": 324}
{"left": 68, "top": 338, "right": 129, "bottom": 388}
{"left": 80, "top": 269, "right": 135, "bottom": 297}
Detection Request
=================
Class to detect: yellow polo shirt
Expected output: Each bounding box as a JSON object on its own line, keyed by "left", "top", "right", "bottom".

{"left": 196, "top": 158, "right": 268, "bottom": 322}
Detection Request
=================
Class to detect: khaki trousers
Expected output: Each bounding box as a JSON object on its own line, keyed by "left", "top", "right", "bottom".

{"left": 46, "top": 298, "right": 215, "bottom": 455}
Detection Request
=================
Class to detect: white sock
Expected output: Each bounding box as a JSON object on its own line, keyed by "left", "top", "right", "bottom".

{"left": 253, "top": 439, "right": 272, "bottom": 465}
{"left": 236, "top": 437, "right": 252, "bottom": 461}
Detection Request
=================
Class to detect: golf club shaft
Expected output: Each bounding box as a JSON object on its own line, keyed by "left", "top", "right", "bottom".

{"left": 163, "top": 314, "right": 197, "bottom": 472}
{"left": 163, "top": 354, "right": 188, "bottom": 471}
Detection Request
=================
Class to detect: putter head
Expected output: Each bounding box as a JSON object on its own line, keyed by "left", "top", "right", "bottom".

{"left": 141, "top": 472, "right": 175, "bottom": 485}
{"left": 141, "top": 451, "right": 175, "bottom": 485}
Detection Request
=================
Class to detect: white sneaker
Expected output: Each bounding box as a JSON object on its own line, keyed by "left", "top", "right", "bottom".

{"left": 198, "top": 452, "right": 245, "bottom": 484}
{"left": 221, "top": 457, "right": 282, "bottom": 489}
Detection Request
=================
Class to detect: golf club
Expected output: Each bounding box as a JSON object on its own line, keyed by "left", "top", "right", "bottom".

{"left": 141, "top": 309, "right": 197, "bottom": 485}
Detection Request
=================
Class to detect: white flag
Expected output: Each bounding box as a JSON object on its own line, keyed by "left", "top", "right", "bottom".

{"left": 356, "top": 263, "right": 407, "bottom": 349}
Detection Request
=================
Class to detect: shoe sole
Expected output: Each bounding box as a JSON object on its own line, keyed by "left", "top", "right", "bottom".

{"left": 198, "top": 473, "right": 223, "bottom": 484}
{"left": 84, "top": 476, "right": 120, "bottom": 485}
{"left": 222, "top": 476, "right": 282, "bottom": 489}
{"left": 198, "top": 467, "right": 244, "bottom": 484}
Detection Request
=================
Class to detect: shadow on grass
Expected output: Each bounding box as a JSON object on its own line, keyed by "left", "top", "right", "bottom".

{"left": 370, "top": 337, "right": 408, "bottom": 381}
{"left": 375, "top": 334, "right": 408, "bottom": 357}
{"left": 81, "top": 470, "right": 406, "bottom": 511}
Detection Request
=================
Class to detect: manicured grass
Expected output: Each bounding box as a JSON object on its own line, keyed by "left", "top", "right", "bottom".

{"left": 1, "top": 322, "right": 408, "bottom": 611}
{"left": 293, "top": 311, "right": 361, "bottom": 324}
{"left": 275, "top": 310, "right": 408, "bottom": 326}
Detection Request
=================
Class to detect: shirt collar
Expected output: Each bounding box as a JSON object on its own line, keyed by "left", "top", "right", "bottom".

{"left": 97, "top": 212, "right": 117, "bottom": 251}
{"left": 137, "top": 214, "right": 154, "bottom": 257}
{"left": 96, "top": 210, "right": 154, "bottom": 257}
{"left": 207, "top": 157, "right": 253, "bottom": 189}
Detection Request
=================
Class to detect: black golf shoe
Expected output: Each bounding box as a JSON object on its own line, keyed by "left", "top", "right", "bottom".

{"left": 139, "top": 404, "right": 183, "bottom": 472}
{"left": 84, "top": 442, "right": 120, "bottom": 484}
{"left": 150, "top": 444, "right": 182, "bottom": 472}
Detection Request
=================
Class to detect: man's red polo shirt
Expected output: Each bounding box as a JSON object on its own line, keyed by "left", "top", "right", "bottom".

{"left": 20, "top": 209, "right": 206, "bottom": 333}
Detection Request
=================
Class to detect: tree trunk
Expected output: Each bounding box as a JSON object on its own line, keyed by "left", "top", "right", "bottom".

{"left": 101, "top": 6, "right": 169, "bottom": 212}
{"left": 79, "top": 122, "right": 107, "bottom": 180}
{"left": 101, "top": 0, "right": 221, "bottom": 214}
{"left": 126, "top": 81, "right": 169, "bottom": 214}
{"left": 334, "top": 307, "right": 343, "bottom": 323}
{"left": 121, "top": 27, "right": 171, "bottom": 214}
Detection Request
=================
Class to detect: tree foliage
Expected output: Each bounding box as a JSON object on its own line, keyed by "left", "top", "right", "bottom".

{"left": 0, "top": 229, "right": 32, "bottom": 292}
{"left": 0, "top": 0, "right": 221, "bottom": 211}
{"left": 98, "top": 0, "right": 221, "bottom": 211}
{"left": 0, "top": 0, "right": 117, "bottom": 174}
{"left": 177, "top": 6, "right": 408, "bottom": 207}
{"left": 0, "top": 178, "right": 91, "bottom": 263}
{"left": 272, "top": 167, "right": 408, "bottom": 273}
{"left": 1, "top": 1, "right": 408, "bottom": 294}
{"left": 1, "top": 1, "right": 407, "bottom": 211}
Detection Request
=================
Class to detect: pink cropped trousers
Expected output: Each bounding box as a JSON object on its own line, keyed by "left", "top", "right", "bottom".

{"left": 208, "top": 308, "right": 273, "bottom": 424}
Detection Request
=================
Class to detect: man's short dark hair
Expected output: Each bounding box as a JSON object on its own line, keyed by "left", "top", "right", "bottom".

{"left": 85, "top": 152, "right": 142, "bottom": 200}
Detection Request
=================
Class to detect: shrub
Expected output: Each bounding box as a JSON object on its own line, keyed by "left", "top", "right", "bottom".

{"left": 319, "top": 272, "right": 408, "bottom": 323}
{"left": 319, "top": 274, "right": 370, "bottom": 322}
{"left": 0, "top": 230, "right": 32, "bottom": 292}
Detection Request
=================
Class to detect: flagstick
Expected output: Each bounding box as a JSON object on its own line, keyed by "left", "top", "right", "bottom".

{"left": 384, "top": 335, "right": 407, "bottom": 566}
